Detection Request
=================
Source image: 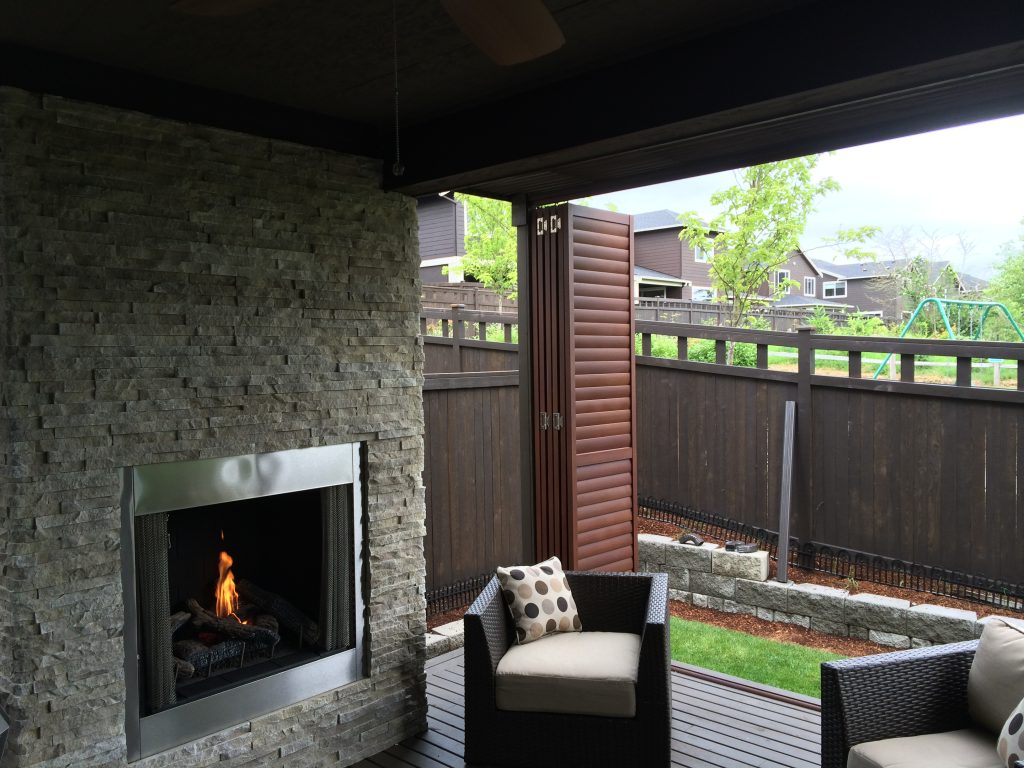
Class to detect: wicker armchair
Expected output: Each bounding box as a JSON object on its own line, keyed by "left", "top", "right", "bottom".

{"left": 463, "top": 571, "right": 671, "bottom": 768}
{"left": 821, "top": 640, "right": 980, "bottom": 768}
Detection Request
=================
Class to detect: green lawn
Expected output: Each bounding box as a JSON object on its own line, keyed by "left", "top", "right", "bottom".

{"left": 669, "top": 617, "right": 844, "bottom": 698}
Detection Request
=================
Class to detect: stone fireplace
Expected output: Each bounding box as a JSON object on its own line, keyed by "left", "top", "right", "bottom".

{"left": 0, "top": 87, "right": 427, "bottom": 767}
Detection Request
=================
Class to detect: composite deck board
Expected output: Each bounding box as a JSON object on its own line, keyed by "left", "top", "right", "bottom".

{"left": 355, "top": 650, "right": 821, "bottom": 768}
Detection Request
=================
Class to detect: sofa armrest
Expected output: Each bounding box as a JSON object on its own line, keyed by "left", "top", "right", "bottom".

{"left": 820, "top": 640, "right": 977, "bottom": 768}
{"left": 464, "top": 576, "right": 511, "bottom": 675}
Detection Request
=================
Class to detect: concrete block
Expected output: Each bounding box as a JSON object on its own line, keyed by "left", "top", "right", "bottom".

{"left": 668, "top": 589, "right": 692, "bottom": 604}
{"left": 734, "top": 579, "right": 791, "bottom": 613}
{"left": 662, "top": 541, "right": 714, "bottom": 572}
{"left": 712, "top": 548, "right": 769, "bottom": 581}
{"left": 906, "top": 604, "right": 977, "bottom": 643}
{"left": 788, "top": 583, "right": 848, "bottom": 622}
{"left": 810, "top": 617, "right": 849, "bottom": 637}
{"left": 845, "top": 593, "right": 910, "bottom": 635}
{"left": 689, "top": 572, "right": 736, "bottom": 600}
{"left": 870, "top": 630, "right": 911, "bottom": 649}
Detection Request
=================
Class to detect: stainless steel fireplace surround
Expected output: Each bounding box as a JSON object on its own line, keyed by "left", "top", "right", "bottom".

{"left": 119, "top": 444, "right": 365, "bottom": 761}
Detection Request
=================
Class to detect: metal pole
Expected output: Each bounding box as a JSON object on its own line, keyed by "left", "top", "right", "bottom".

{"left": 776, "top": 401, "right": 796, "bottom": 583}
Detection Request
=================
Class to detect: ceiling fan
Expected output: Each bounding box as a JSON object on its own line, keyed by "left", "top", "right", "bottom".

{"left": 170, "top": 0, "right": 565, "bottom": 65}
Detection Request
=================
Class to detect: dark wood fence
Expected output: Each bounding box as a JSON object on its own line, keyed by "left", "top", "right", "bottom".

{"left": 420, "top": 306, "right": 1024, "bottom": 592}
{"left": 636, "top": 320, "right": 1024, "bottom": 586}
{"left": 421, "top": 306, "right": 518, "bottom": 374}
{"left": 422, "top": 371, "right": 524, "bottom": 594}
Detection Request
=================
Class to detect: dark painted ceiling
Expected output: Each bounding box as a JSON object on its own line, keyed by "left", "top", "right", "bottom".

{"left": 2, "top": 0, "right": 1024, "bottom": 202}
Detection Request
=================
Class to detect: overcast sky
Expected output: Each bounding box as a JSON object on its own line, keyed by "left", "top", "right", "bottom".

{"left": 581, "top": 113, "right": 1024, "bottom": 278}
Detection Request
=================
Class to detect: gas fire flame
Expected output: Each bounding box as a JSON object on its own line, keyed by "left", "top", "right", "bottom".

{"left": 215, "top": 548, "right": 246, "bottom": 624}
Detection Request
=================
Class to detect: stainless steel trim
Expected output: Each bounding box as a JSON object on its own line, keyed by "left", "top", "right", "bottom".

{"left": 140, "top": 646, "right": 362, "bottom": 757}
{"left": 119, "top": 470, "right": 142, "bottom": 763}
{"left": 123, "top": 443, "right": 365, "bottom": 760}
{"left": 133, "top": 444, "right": 356, "bottom": 516}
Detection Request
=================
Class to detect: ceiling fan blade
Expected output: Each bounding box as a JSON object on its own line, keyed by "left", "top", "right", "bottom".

{"left": 170, "top": 0, "right": 278, "bottom": 17}
{"left": 442, "top": 0, "right": 565, "bottom": 66}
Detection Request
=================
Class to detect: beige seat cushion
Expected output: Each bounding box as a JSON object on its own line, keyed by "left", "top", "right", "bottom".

{"left": 495, "top": 631, "right": 640, "bottom": 718}
{"left": 968, "top": 618, "right": 1024, "bottom": 734}
{"left": 848, "top": 728, "right": 1001, "bottom": 768}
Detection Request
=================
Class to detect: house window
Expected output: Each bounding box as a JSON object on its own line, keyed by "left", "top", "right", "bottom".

{"left": 775, "top": 269, "right": 791, "bottom": 293}
{"left": 691, "top": 286, "right": 715, "bottom": 303}
{"left": 694, "top": 244, "right": 711, "bottom": 263}
{"left": 823, "top": 280, "right": 847, "bottom": 298}
{"left": 804, "top": 277, "right": 816, "bottom": 297}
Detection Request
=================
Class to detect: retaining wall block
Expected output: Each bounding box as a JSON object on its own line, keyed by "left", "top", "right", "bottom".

{"left": 667, "top": 568, "right": 690, "bottom": 592}
{"left": 723, "top": 601, "right": 757, "bottom": 617}
{"left": 869, "top": 630, "right": 911, "bottom": 649}
{"left": 787, "top": 583, "right": 848, "bottom": 622}
{"left": 906, "top": 604, "right": 977, "bottom": 644}
{"left": 845, "top": 593, "right": 910, "bottom": 635}
{"left": 688, "top": 572, "right": 736, "bottom": 600}
{"left": 668, "top": 589, "right": 692, "bottom": 604}
{"left": 661, "top": 541, "right": 715, "bottom": 573}
{"left": 773, "top": 611, "right": 810, "bottom": 629}
{"left": 810, "top": 617, "right": 849, "bottom": 637}
{"left": 734, "top": 579, "right": 791, "bottom": 613}
{"left": 711, "top": 549, "right": 768, "bottom": 581}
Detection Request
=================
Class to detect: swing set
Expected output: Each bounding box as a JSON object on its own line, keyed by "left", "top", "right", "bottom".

{"left": 871, "top": 298, "right": 1024, "bottom": 379}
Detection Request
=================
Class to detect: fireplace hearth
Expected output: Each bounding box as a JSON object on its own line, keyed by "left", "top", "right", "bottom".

{"left": 120, "top": 443, "right": 365, "bottom": 760}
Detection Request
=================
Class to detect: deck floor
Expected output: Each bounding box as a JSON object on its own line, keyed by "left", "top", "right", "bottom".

{"left": 356, "top": 649, "right": 821, "bottom": 768}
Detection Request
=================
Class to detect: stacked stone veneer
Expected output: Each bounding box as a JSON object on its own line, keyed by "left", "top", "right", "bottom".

{"left": 0, "top": 86, "right": 427, "bottom": 767}
{"left": 640, "top": 534, "right": 996, "bottom": 648}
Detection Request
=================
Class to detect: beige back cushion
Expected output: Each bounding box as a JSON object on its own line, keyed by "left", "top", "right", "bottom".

{"left": 968, "top": 618, "right": 1024, "bottom": 734}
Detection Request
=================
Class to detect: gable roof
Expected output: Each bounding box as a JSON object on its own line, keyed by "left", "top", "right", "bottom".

{"left": 813, "top": 258, "right": 989, "bottom": 290}
{"left": 634, "top": 210, "right": 684, "bottom": 233}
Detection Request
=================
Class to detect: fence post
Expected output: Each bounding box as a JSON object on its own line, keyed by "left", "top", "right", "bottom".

{"left": 451, "top": 303, "right": 465, "bottom": 372}
{"left": 792, "top": 326, "right": 815, "bottom": 560}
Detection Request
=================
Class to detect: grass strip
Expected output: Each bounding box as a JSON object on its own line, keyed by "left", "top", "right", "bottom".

{"left": 669, "top": 617, "right": 844, "bottom": 698}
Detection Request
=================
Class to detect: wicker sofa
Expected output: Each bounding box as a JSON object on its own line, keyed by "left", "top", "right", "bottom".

{"left": 821, "top": 640, "right": 997, "bottom": 768}
{"left": 463, "top": 570, "right": 671, "bottom": 768}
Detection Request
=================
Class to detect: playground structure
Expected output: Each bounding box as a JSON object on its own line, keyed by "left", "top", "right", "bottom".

{"left": 872, "top": 298, "right": 1024, "bottom": 379}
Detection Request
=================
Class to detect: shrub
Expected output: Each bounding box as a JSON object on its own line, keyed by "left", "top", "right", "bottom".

{"left": 843, "top": 312, "right": 888, "bottom": 337}
{"left": 806, "top": 305, "right": 837, "bottom": 335}
{"left": 688, "top": 339, "right": 757, "bottom": 367}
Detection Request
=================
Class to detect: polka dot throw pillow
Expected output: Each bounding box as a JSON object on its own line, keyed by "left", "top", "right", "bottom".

{"left": 496, "top": 556, "right": 582, "bottom": 645}
{"left": 998, "top": 695, "right": 1024, "bottom": 768}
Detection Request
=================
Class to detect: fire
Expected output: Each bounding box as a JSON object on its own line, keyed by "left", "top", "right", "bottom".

{"left": 215, "top": 549, "right": 246, "bottom": 624}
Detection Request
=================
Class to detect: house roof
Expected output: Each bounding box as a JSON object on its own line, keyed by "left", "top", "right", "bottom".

{"left": 634, "top": 210, "right": 684, "bottom": 232}
{"left": 2, "top": 3, "right": 1023, "bottom": 203}
{"left": 634, "top": 266, "right": 688, "bottom": 285}
{"left": 814, "top": 258, "right": 990, "bottom": 290}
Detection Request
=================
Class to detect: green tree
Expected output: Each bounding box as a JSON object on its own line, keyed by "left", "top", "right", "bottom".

{"left": 449, "top": 193, "right": 517, "bottom": 310}
{"left": 677, "top": 156, "right": 866, "bottom": 330}
{"left": 987, "top": 221, "right": 1024, "bottom": 322}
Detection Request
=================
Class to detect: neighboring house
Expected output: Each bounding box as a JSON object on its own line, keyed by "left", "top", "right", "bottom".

{"left": 812, "top": 258, "right": 990, "bottom": 320}
{"left": 417, "top": 193, "right": 466, "bottom": 283}
{"left": 633, "top": 209, "right": 829, "bottom": 305}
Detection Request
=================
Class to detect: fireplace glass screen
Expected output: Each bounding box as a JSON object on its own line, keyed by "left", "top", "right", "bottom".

{"left": 135, "top": 486, "right": 353, "bottom": 715}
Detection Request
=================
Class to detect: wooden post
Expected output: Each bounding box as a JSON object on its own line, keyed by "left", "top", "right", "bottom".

{"left": 512, "top": 197, "right": 535, "bottom": 561}
{"left": 793, "top": 326, "right": 814, "bottom": 554}
{"left": 451, "top": 303, "right": 465, "bottom": 373}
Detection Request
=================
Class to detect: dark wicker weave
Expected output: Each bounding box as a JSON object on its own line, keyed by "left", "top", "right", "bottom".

{"left": 820, "top": 640, "right": 979, "bottom": 768}
{"left": 464, "top": 571, "right": 670, "bottom": 768}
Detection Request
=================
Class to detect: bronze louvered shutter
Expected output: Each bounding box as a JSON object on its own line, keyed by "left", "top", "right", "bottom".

{"left": 530, "top": 204, "right": 637, "bottom": 571}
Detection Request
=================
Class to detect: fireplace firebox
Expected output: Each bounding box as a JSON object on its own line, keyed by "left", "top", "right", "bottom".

{"left": 120, "top": 444, "right": 365, "bottom": 760}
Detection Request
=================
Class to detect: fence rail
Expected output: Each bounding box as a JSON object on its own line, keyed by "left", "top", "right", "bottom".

{"left": 635, "top": 297, "right": 848, "bottom": 331}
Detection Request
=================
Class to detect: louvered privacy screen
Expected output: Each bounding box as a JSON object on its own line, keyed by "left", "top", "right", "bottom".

{"left": 529, "top": 204, "right": 638, "bottom": 571}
